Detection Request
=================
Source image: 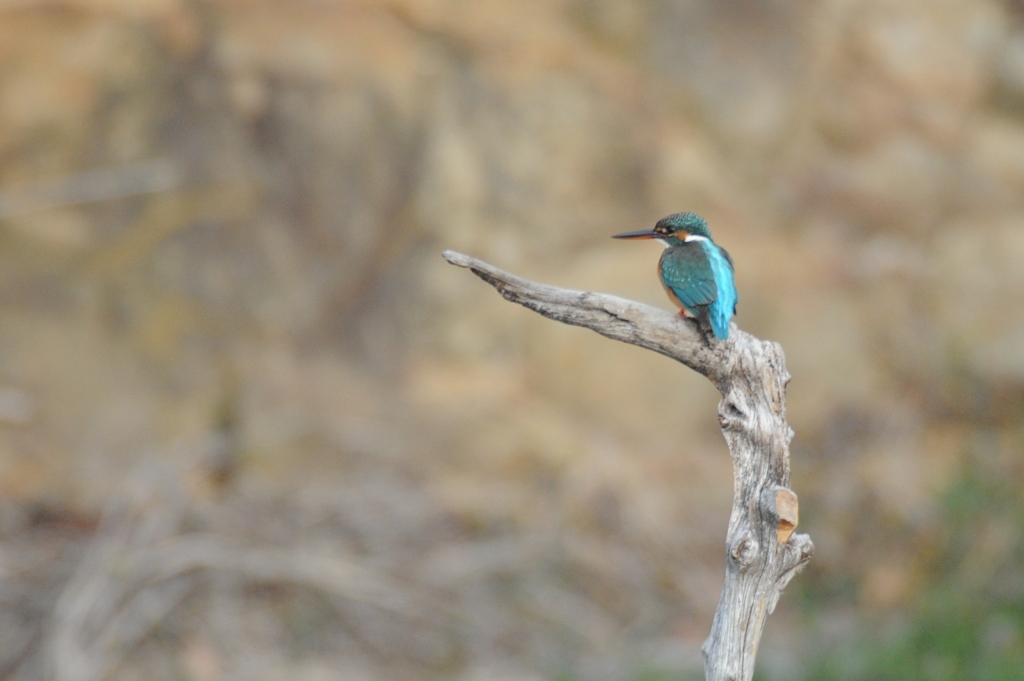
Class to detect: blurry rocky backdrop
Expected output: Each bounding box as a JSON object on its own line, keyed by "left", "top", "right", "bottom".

{"left": 0, "top": 1, "right": 1023, "bottom": 680}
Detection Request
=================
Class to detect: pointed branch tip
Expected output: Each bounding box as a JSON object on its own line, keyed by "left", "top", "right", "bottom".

{"left": 442, "top": 249, "right": 472, "bottom": 268}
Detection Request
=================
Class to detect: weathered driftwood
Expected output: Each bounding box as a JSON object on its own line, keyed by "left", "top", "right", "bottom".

{"left": 443, "top": 249, "right": 814, "bottom": 681}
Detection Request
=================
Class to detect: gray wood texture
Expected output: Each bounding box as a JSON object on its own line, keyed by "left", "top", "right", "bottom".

{"left": 443, "top": 250, "right": 814, "bottom": 681}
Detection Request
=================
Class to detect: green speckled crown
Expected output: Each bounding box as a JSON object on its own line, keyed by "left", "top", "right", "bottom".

{"left": 655, "top": 212, "right": 710, "bottom": 238}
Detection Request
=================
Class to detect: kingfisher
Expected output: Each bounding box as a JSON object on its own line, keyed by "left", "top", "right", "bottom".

{"left": 613, "top": 212, "right": 737, "bottom": 339}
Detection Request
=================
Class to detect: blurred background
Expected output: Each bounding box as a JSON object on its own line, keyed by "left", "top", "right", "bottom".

{"left": 0, "top": 0, "right": 1023, "bottom": 679}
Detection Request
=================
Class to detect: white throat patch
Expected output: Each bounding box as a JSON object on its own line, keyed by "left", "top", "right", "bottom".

{"left": 658, "top": 234, "right": 709, "bottom": 248}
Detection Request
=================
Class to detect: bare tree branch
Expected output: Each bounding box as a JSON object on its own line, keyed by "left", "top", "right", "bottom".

{"left": 443, "top": 249, "right": 814, "bottom": 681}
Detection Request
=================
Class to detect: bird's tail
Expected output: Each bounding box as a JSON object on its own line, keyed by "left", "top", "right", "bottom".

{"left": 709, "top": 295, "right": 734, "bottom": 339}
{"left": 710, "top": 308, "right": 730, "bottom": 339}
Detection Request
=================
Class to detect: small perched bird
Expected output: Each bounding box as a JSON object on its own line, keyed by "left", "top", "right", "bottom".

{"left": 613, "top": 212, "right": 737, "bottom": 339}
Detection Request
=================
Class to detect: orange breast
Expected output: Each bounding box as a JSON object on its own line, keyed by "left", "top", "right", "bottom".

{"left": 661, "top": 280, "right": 688, "bottom": 315}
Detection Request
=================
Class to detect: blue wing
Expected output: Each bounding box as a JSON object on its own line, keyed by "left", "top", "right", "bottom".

{"left": 659, "top": 244, "right": 717, "bottom": 313}
{"left": 659, "top": 241, "right": 736, "bottom": 339}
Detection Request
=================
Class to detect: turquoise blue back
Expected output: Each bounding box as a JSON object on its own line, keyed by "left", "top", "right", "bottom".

{"left": 702, "top": 241, "right": 737, "bottom": 339}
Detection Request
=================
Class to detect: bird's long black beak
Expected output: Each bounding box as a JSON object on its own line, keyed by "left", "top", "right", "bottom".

{"left": 611, "top": 228, "right": 658, "bottom": 240}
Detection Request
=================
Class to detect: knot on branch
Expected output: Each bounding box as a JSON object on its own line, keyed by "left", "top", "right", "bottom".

{"left": 717, "top": 398, "right": 747, "bottom": 431}
{"left": 783, "top": 533, "right": 815, "bottom": 568}
{"left": 729, "top": 532, "right": 759, "bottom": 570}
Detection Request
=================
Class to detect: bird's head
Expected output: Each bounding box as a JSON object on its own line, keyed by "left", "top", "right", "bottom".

{"left": 612, "top": 212, "right": 711, "bottom": 246}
